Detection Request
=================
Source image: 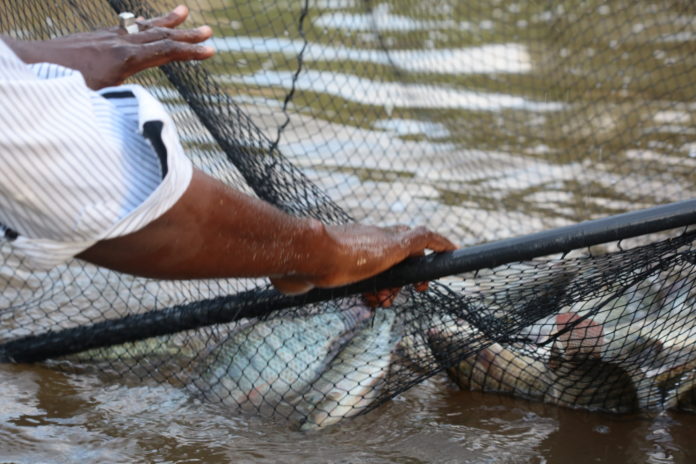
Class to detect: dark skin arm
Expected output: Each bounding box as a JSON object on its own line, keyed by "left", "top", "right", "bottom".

{"left": 2, "top": 5, "right": 458, "bottom": 300}
{"left": 77, "top": 169, "right": 457, "bottom": 295}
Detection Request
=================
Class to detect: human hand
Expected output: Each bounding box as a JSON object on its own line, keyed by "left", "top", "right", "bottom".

{"left": 270, "top": 224, "right": 457, "bottom": 305}
{"left": 4, "top": 5, "right": 214, "bottom": 90}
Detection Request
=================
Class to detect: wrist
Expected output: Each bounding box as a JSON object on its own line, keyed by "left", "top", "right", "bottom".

{"left": 289, "top": 218, "right": 342, "bottom": 283}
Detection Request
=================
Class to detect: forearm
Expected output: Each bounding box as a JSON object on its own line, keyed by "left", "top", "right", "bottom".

{"left": 0, "top": 36, "right": 74, "bottom": 68}
{"left": 0, "top": 36, "right": 45, "bottom": 63}
{"left": 77, "top": 169, "right": 338, "bottom": 280}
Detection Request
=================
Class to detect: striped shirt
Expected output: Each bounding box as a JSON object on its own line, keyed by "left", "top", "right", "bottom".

{"left": 0, "top": 40, "right": 193, "bottom": 269}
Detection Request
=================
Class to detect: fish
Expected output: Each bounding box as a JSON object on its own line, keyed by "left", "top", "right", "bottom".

{"left": 191, "top": 300, "right": 373, "bottom": 414}
{"left": 544, "top": 311, "right": 663, "bottom": 411}
{"left": 426, "top": 308, "right": 655, "bottom": 412}
{"left": 62, "top": 331, "right": 220, "bottom": 386}
{"left": 548, "top": 312, "right": 605, "bottom": 363}
{"left": 544, "top": 354, "right": 646, "bottom": 412}
{"left": 66, "top": 331, "right": 210, "bottom": 362}
{"left": 577, "top": 275, "right": 696, "bottom": 410}
{"left": 637, "top": 317, "right": 696, "bottom": 410}
{"left": 511, "top": 284, "right": 636, "bottom": 349}
{"left": 515, "top": 280, "right": 670, "bottom": 409}
{"left": 425, "top": 313, "right": 552, "bottom": 400}
{"left": 392, "top": 331, "right": 433, "bottom": 374}
{"left": 449, "top": 341, "right": 552, "bottom": 400}
{"left": 431, "top": 263, "right": 696, "bottom": 413}
{"left": 663, "top": 370, "right": 696, "bottom": 412}
{"left": 298, "top": 307, "right": 400, "bottom": 430}
{"left": 394, "top": 310, "right": 477, "bottom": 373}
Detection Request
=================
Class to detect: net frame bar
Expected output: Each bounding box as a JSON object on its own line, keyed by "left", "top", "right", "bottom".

{"left": 3, "top": 198, "right": 696, "bottom": 363}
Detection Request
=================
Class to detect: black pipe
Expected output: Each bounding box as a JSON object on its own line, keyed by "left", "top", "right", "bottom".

{"left": 2, "top": 198, "right": 696, "bottom": 363}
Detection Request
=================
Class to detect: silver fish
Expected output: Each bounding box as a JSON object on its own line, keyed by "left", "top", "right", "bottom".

{"left": 544, "top": 355, "right": 648, "bottom": 412}
{"left": 395, "top": 311, "right": 476, "bottom": 373}
{"left": 192, "top": 301, "right": 372, "bottom": 414}
{"left": 425, "top": 313, "right": 552, "bottom": 400}
{"left": 298, "top": 308, "right": 399, "bottom": 430}
{"left": 450, "top": 341, "right": 552, "bottom": 400}
{"left": 427, "top": 308, "right": 653, "bottom": 412}
{"left": 663, "top": 370, "right": 696, "bottom": 412}
{"left": 545, "top": 311, "right": 662, "bottom": 411}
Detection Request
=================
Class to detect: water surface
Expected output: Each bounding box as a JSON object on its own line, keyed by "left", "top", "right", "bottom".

{"left": 3, "top": 1, "right": 696, "bottom": 462}
{"left": 3, "top": 363, "right": 696, "bottom": 463}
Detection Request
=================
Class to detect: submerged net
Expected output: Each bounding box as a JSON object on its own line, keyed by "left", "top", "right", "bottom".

{"left": 2, "top": 0, "right": 696, "bottom": 428}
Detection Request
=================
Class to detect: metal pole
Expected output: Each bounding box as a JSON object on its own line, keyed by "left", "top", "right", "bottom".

{"left": 3, "top": 198, "right": 696, "bottom": 362}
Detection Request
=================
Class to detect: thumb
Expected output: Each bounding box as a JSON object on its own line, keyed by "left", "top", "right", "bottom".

{"left": 270, "top": 276, "right": 314, "bottom": 295}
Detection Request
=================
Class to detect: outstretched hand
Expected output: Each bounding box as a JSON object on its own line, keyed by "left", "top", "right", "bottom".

{"left": 3, "top": 5, "right": 214, "bottom": 90}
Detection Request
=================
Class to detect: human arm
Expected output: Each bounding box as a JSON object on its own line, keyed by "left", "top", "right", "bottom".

{"left": 0, "top": 5, "right": 213, "bottom": 90}
{"left": 0, "top": 3, "right": 456, "bottom": 296}
{"left": 76, "top": 169, "right": 457, "bottom": 294}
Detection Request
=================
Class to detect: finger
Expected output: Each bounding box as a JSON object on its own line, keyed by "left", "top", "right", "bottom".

{"left": 270, "top": 276, "right": 314, "bottom": 295}
{"left": 414, "top": 281, "right": 429, "bottom": 292}
{"left": 362, "top": 292, "right": 381, "bottom": 308}
{"left": 125, "top": 25, "right": 213, "bottom": 45}
{"left": 403, "top": 226, "right": 458, "bottom": 253}
{"left": 141, "top": 4, "right": 189, "bottom": 29}
{"left": 366, "top": 290, "right": 390, "bottom": 307}
{"left": 382, "top": 288, "right": 400, "bottom": 306}
{"left": 362, "top": 288, "right": 400, "bottom": 308}
{"left": 127, "top": 40, "right": 215, "bottom": 73}
{"left": 363, "top": 292, "right": 390, "bottom": 308}
{"left": 408, "top": 247, "right": 426, "bottom": 259}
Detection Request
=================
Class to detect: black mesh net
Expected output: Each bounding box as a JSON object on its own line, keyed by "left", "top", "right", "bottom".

{"left": 2, "top": 0, "right": 696, "bottom": 429}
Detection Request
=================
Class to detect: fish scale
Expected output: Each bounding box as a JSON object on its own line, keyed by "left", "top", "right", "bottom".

{"left": 192, "top": 302, "right": 373, "bottom": 414}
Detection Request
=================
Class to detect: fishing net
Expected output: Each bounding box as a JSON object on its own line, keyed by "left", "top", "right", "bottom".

{"left": 2, "top": 0, "right": 696, "bottom": 429}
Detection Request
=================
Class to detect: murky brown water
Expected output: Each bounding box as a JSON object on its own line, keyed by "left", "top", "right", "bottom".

{"left": 3, "top": 0, "right": 696, "bottom": 462}
{"left": 3, "top": 362, "right": 696, "bottom": 463}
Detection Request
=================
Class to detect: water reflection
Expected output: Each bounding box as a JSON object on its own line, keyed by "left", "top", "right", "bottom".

{"left": 222, "top": 69, "right": 561, "bottom": 111}
{"left": 313, "top": 3, "right": 454, "bottom": 32}
{"left": 374, "top": 118, "right": 450, "bottom": 138}
{"left": 208, "top": 37, "right": 532, "bottom": 74}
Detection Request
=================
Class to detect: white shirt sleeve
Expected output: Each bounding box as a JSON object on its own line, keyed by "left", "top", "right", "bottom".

{"left": 0, "top": 40, "right": 193, "bottom": 269}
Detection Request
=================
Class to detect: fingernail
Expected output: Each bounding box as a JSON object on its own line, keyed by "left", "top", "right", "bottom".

{"left": 197, "top": 25, "right": 212, "bottom": 34}
{"left": 174, "top": 5, "right": 188, "bottom": 16}
{"left": 199, "top": 45, "right": 215, "bottom": 54}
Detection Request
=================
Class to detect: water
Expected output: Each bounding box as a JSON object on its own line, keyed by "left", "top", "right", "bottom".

{"left": 3, "top": 363, "right": 696, "bottom": 463}
{"left": 3, "top": 0, "right": 696, "bottom": 462}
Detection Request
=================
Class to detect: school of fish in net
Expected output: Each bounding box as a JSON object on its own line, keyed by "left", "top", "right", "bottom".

{"left": 60, "top": 236, "right": 696, "bottom": 429}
